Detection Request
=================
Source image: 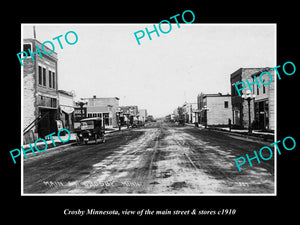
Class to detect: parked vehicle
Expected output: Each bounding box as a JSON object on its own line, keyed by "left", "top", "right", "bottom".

{"left": 131, "top": 120, "right": 145, "bottom": 128}
{"left": 76, "top": 117, "right": 105, "bottom": 145}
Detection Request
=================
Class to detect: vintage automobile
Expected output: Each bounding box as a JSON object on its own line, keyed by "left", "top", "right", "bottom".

{"left": 76, "top": 117, "right": 105, "bottom": 145}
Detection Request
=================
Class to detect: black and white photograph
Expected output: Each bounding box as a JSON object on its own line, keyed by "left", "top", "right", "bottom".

{"left": 6, "top": 5, "right": 298, "bottom": 223}
{"left": 21, "top": 23, "right": 276, "bottom": 195}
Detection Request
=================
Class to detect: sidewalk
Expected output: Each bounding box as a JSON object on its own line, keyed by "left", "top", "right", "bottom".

{"left": 23, "top": 126, "right": 128, "bottom": 149}
{"left": 185, "top": 123, "right": 274, "bottom": 142}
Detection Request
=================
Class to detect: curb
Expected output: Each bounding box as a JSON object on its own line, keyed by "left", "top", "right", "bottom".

{"left": 185, "top": 123, "right": 274, "bottom": 143}
{"left": 207, "top": 127, "right": 274, "bottom": 143}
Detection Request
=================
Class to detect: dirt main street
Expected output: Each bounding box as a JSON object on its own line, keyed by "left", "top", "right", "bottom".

{"left": 23, "top": 122, "right": 275, "bottom": 194}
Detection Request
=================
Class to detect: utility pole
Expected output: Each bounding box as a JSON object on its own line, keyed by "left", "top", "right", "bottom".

{"left": 33, "top": 25, "right": 36, "bottom": 39}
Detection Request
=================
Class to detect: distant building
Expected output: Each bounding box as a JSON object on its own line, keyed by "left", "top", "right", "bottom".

{"left": 138, "top": 109, "right": 148, "bottom": 122}
{"left": 23, "top": 38, "right": 59, "bottom": 143}
{"left": 80, "top": 96, "right": 120, "bottom": 128}
{"left": 120, "top": 106, "right": 139, "bottom": 125}
{"left": 197, "top": 93, "right": 232, "bottom": 126}
{"left": 120, "top": 106, "right": 139, "bottom": 116}
{"left": 182, "top": 102, "right": 197, "bottom": 123}
{"left": 230, "top": 68, "right": 275, "bottom": 130}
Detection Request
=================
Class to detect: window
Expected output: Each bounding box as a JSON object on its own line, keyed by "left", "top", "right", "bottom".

{"left": 23, "top": 44, "right": 32, "bottom": 53}
{"left": 257, "top": 83, "right": 259, "bottom": 95}
{"left": 52, "top": 72, "right": 56, "bottom": 89}
{"left": 224, "top": 101, "right": 229, "bottom": 108}
{"left": 263, "top": 80, "right": 266, "bottom": 94}
{"left": 38, "top": 66, "right": 42, "bottom": 85}
{"left": 51, "top": 98, "right": 57, "bottom": 108}
{"left": 42, "top": 68, "right": 46, "bottom": 86}
{"left": 49, "top": 71, "right": 52, "bottom": 88}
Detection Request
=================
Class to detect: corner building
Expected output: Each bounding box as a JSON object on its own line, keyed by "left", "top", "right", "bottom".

{"left": 23, "top": 38, "right": 59, "bottom": 142}
{"left": 230, "top": 68, "right": 275, "bottom": 131}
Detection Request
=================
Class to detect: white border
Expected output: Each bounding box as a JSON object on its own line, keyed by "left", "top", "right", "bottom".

{"left": 21, "top": 23, "right": 277, "bottom": 196}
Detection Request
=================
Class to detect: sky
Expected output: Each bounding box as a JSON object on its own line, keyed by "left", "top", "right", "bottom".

{"left": 22, "top": 24, "right": 276, "bottom": 118}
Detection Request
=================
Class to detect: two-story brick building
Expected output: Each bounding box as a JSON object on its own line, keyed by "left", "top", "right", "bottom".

{"left": 230, "top": 67, "right": 275, "bottom": 131}
{"left": 23, "top": 38, "right": 59, "bottom": 141}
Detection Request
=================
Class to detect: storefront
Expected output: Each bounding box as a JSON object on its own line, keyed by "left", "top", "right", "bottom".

{"left": 254, "top": 100, "right": 269, "bottom": 130}
{"left": 58, "top": 90, "right": 75, "bottom": 131}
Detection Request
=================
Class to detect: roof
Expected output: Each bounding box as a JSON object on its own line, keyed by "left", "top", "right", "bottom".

{"left": 250, "top": 67, "right": 272, "bottom": 77}
{"left": 23, "top": 38, "right": 58, "bottom": 59}
{"left": 230, "top": 67, "right": 271, "bottom": 78}
{"left": 80, "top": 117, "right": 102, "bottom": 122}
{"left": 203, "top": 93, "right": 231, "bottom": 98}
{"left": 82, "top": 97, "right": 119, "bottom": 100}
{"left": 58, "top": 90, "right": 73, "bottom": 97}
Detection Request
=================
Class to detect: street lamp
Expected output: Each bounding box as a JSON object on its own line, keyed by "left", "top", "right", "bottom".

{"left": 116, "top": 107, "right": 123, "bottom": 131}
{"left": 242, "top": 90, "right": 256, "bottom": 134}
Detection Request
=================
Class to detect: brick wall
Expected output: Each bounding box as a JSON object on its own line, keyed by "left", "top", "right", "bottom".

{"left": 23, "top": 52, "right": 37, "bottom": 131}
{"left": 207, "top": 96, "right": 232, "bottom": 125}
{"left": 241, "top": 68, "right": 275, "bottom": 130}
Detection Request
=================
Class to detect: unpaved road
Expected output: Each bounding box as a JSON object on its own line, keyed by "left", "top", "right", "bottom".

{"left": 23, "top": 122, "right": 274, "bottom": 194}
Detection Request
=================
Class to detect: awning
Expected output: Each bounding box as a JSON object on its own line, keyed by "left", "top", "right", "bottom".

{"left": 61, "top": 105, "right": 74, "bottom": 114}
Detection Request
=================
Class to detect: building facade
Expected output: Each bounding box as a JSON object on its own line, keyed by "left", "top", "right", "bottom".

{"left": 23, "top": 38, "right": 59, "bottom": 142}
{"left": 80, "top": 96, "right": 120, "bottom": 128}
{"left": 251, "top": 69, "right": 275, "bottom": 130}
{"left": 138, "top": 109, "right": 148, "bottom": 122}
{"left": 230, "top": 68, "right": 275, "bottom": 131}
{"left": 182, "top": 102, "right": 197, "bottom": 123}
{"left": 197, "top": 93, "right": 232, "bottom": 126}
{"left": 58, "top": 90, "right": 74, "bottom": 131}
{"left": 120, "top": 106, "right": 139, "bottom": 125}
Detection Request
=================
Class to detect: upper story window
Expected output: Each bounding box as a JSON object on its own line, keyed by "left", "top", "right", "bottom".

{"left": 262, "top": 80, "right": 266, "bottom": 94}
{"left": 49, "top": 71, "right": 52, "bottom": 88}
{"left": 38, "top": 65, "right": 56, "bottom": 89}
{"left": 38, "top": 66, "right": 42, "bottom": 85}
{"left": 224, "top": 101, "right": 229, "bottom": 108}
{"left": 52, "top": 72, "right": 56, "bottom": 89}
{"left": 23, "top": 43, "right": 32, "bottom": 54}
{"left": 42, "top": 68, "right": 46, "bottom": 86}
{"left": 38, "top": 66, "right": 46, "bottom": 87}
